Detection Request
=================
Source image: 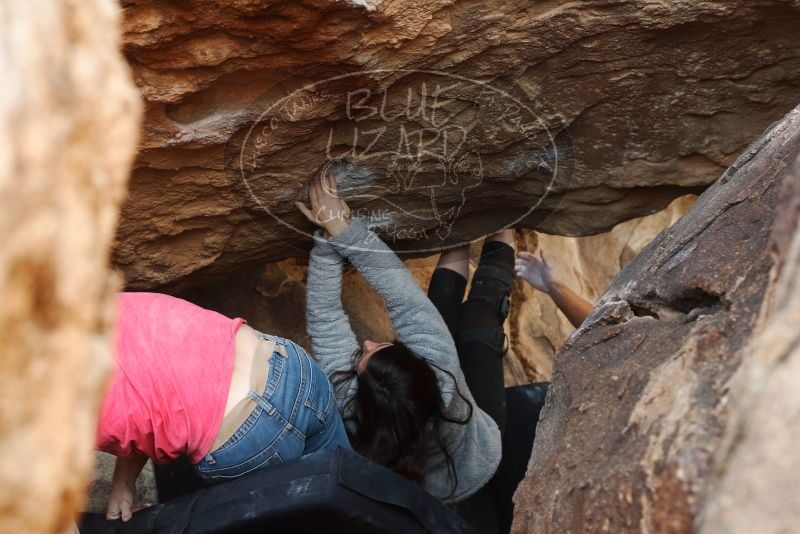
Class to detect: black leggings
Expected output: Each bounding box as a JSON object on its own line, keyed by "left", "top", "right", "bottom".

{"left": 428, "top": 241, "right": 548, "bottom": 534}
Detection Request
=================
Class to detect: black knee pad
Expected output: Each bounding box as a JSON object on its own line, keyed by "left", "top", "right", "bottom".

{"left": 469, "top": 267, "right": 512, "bottom": 319}
{"left": 468, "top": 245, "right": 514, "bottom": 322}
{"left": 480, "top": 240, "right": 515, "bottom": 268}
{"left": 457, "top": 327, "right": 509, "bottom": 356}
{"left": 458, "top": 241, "right": 515, "bottom": 356}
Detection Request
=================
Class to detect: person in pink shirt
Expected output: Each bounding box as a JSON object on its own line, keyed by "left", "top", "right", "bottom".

{"left": 98, "top": 292, "right": 350, "bottom": 522}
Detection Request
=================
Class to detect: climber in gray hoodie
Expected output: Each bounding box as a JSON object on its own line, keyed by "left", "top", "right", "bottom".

{"left": 295, "top": 169, "right": 502, "bottom": 504}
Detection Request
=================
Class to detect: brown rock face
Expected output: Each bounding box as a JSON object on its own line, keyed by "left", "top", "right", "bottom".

{"left": 511, "top": 104, "right": 800, "bottom": 533}
{"left": 699, "top": 156, "right": 800, "bottom": 534}
{"left": 115, "top": 0, "right": 800, "bottom": 291}
{"left": 0, "top": 1, "right": 141, "bottom": 532}
{"left": 508, "top": 196, "right": 695, "bottom": 383}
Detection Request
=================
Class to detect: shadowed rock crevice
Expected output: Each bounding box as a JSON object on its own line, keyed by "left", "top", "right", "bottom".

{"left": 624, "top": 287, "right": 725, "bottom": 323}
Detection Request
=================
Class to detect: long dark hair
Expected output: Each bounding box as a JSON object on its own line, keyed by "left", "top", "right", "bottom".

{"left": 331, "top": 342, "right": 473, "bottom": 492}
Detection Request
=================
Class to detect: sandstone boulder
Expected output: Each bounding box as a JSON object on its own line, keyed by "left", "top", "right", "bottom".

{"left": 508, "top": 196, "right": 695, "bottom": 383}
{"left": 699, "top": 154, "right": 800, "bottom": 534}
{"left": 0, "top": 1, "right": 141, "bottom": 532}
{"left": 512, "top": 104, "right": 800, "bottom": 532}
{"left": 115, "top": 0, "right": 800, "bottom": 291}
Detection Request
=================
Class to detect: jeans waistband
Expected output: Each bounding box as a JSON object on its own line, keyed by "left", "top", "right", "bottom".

{"left": 209, "top": 334, "right": 288, "bottom": 452}
{"left": 256, "top": 332, "right": 290, "bottom": 346}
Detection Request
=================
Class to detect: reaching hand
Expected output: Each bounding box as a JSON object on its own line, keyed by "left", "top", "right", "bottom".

{"left": 515, "top": 250, "right": 556, "bottom": 293}
{"left": 106, "top": 481, "right": 135, "bottom": 522}
{"left": 295, "top": 167, "right": 351, "bottom": 237}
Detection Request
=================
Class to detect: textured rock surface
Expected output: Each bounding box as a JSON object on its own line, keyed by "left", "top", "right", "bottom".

{"left": 699, "top": 155, "right": 800, "bottom": 534}
{"left": 508, "top": 195, "right": 695, "bottom": 383}
{"left": 115, "top": 0, "right": 800, "bottom": 291}
{"left": 0, "top": 1, "right": 141, "bottom": 532}
{"left": 512, "top": 104, "right": 800, "bottom": 533}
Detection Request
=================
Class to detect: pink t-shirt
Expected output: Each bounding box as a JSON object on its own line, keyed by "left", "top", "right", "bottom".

{"left": 96, "top": 292, "right": 245, "bottom": 464}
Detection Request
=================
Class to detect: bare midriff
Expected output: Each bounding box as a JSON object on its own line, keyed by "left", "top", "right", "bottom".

{"left": 209, "top": 324, "right": 275, "bottom": 451}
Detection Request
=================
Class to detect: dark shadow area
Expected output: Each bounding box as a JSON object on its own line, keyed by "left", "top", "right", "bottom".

{"left": 80, "top": 447, "right": 472, "bottom": 534}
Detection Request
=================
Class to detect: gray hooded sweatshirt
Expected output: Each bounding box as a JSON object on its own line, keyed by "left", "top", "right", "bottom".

{"left": 305, "top": 218, "right": 502, "bottom": 503}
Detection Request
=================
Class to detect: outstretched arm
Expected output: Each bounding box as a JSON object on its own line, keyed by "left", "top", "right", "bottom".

{"left": 548, "top": 281, "right": 594, "bottom": 328}
{"left": 515, "top": 250, "right": 593, "bottom": 328}
{"left": 305, "top": 236, "right": 360, "bottom": 376}
{"left": 298, "top": 169, "right": 359, "bottom": 377}
{"left": 106, "top": 453, "right": 147, "bottom": 522}
{"left": 328, "top": 219, "right": 463, "bottom": 381}
{"left": 297, "top": 168, "right": 465, "bottom": 405}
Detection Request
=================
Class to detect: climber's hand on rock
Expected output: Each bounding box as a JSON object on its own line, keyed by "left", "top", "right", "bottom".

{"left": 106, "top": 480, "right": 135, "bottom": 522}
{"left": 515, "top": 250, "right": 555, "bottom": 293}
{"left": 296, "top": 168, "right": 351, "bottom": 237}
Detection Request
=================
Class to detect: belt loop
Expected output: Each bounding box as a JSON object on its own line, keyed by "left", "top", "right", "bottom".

{"left": 204, "top": 453, "right": 216, "bottom": 465}
{"left": 259, "top": 332, "right": 287, "bottom": 346}
{"left": 263, "top": 346, "right": 286, "bottom": 398}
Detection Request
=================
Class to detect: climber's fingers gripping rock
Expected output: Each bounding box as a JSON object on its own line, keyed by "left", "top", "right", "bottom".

{"left": 296, "top": 169, "right": 351, "bottom": 237}
{"left": 105, "top": 480, "right": 135, "bottom": 522}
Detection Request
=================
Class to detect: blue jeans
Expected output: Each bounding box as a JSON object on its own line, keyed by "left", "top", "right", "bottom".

{"left": 194, "top": 333, "right": 351, "bottom": 481}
